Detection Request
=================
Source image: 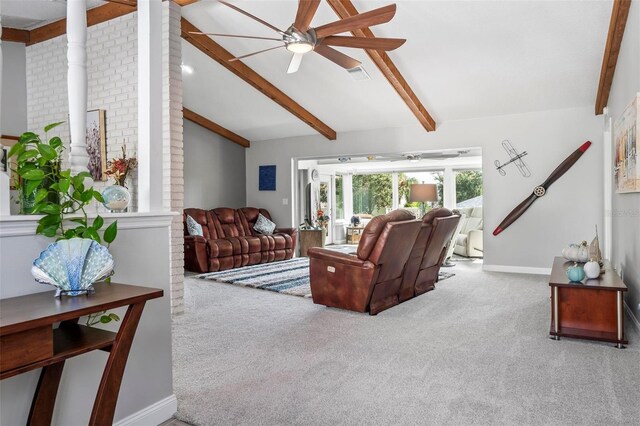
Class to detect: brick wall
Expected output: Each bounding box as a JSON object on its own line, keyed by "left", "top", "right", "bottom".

{"left": 26, "top": 13, "right": 139, "bottom": 210}
{"left": 163, "top": 1, "right": 185, "bottom": 316}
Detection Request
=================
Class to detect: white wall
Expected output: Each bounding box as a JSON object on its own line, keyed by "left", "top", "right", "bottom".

{"left": 26, "top": 13, "right": 139, "bottom": 209}
{"left": 246, "top": 106, "right": 604, "bottom": 270}
{"left": 0, "top": 217, "right": 174, "bottom": 425}
{"left": 183, "top": 120, "right": 246, "bottom": 209}
{"left": 607, "top": 0, "right": 640, "bottom": 325}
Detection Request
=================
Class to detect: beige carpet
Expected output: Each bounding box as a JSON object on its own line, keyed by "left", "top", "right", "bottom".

{"left": 173, "top": 259, "right": 640, "bottom": 425}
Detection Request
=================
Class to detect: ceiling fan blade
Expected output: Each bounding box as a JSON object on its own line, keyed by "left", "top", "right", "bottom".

{"left": 314, "top": 44, "right": 361, "bottom": 69}
{"left": 189, "top": 32, "right": 283, "bottom": 41}
{"left": 287, "top": 53, "right": 304, "bottom": 74}
{"left": 314, "top": 4, "right": 397, "bottom": 39}
{"left": 294, "top": 0, "right": 321, "bottom": 32}
{"left": 219, "top": 0, "right": 285, "bottom": 35}
{"left": 228, "top": 45, "right": 285, "bottom": 62}
{"left": 321, "top": 35, "right": 406, "bottom": 51}
{"left": 493, "top": 141, "right": 591, "bottom": 236}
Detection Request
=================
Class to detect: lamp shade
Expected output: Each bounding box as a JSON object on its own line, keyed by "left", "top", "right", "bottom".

{"left": 409, "top": 183, "right": 437, "bottom": 203}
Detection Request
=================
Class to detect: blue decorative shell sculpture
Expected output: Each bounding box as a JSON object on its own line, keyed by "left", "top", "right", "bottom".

{"left": 31, "top": 238, "right": 114, "bottom": 297}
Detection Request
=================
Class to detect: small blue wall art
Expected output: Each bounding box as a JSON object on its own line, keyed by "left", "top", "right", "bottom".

{"left": 259, "top": 165, "right": 276, "bottom": 191}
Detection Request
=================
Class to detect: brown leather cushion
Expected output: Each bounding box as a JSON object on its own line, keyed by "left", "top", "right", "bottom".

{"left": 243, "top": 236, "right": 262, "bottom": 254}
{"left": 357, "top": 209, "right": 416, "bottom": 260}
{"left": 211, "top": 208, "right": 242, "bottom": 238}
{"left": 207, "top": 239, "right": 234, "bottom": 258}
{"left": 422, "top": 207, "right": 455, "bottom": 224}
{"left": 184, "top": 208, "right": 215, "bottom": 240}
{"left": 238, "top": 207, "right": 273, "bottom": 236}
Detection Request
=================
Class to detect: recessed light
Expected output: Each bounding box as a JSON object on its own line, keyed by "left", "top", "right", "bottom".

{"left": 181, "top": 63, "right": 194, "bottom": 74}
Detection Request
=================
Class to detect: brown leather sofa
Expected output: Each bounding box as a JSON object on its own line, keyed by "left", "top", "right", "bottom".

{"left": 400, "top": 208, "right": 461, "bottom": 302}
{"left": 183, "top": 207, "right": 297, "bottom": 273}
{"left": 308, "top": 210, "right": 421, "bottom": 315}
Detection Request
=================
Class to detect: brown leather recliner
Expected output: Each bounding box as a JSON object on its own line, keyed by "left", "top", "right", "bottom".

{"left": 183, "top": 207, "right": 297, "bottom": 273}
{"left": 399, "top": 208, "right": 461, "bottom": 302}
{"left": 308, "top": 210, "right": 421, "bottom": 315}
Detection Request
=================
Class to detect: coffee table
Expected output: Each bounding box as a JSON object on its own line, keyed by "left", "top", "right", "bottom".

{"left": 549, "top": 256, "right": 627, "bottom": 348}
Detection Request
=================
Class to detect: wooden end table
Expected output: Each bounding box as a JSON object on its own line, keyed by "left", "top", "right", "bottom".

{"left": 0, "top": 283, "right": 163, "bottom": 425}
{"left": 346, "top": 226, "right": 364, "bottom": 244}
{"left": 299, "top": 229, "right": 325, "bottom": 257}
{"left": 549, "top": 257, "right": 627, "bottom": 348}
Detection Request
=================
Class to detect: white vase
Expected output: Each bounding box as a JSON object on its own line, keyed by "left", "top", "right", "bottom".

{"left": 102, "top": 185, "right": 131, "bottom": 213}
{"left": 584, "top": 260, "right": 600, "bottom": 279}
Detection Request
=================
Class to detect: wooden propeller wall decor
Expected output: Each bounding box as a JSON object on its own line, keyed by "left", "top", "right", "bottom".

{"left": 190, "top": 0, "right": 406, "bottom": 73}
{"left": 492, "top": 141, "right": 592, "bottom": 236}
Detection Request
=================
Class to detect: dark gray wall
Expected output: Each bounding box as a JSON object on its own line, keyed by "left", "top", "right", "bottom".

{"left": 183, "top": 119, "right": 246, "bottom": 209}
{"left": 608, "top": 1, "right": 640, "bottom": 326}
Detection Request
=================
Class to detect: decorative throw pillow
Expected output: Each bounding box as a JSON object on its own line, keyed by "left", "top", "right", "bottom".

{"left": 186, "top": 215, "right": 203, "bottom": 237}
{"left": 254, "top": 213, "right": 276, "bottom": 235}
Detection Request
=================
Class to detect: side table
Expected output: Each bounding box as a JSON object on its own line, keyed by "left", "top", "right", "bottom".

{"left": 549, "top": 257, "right": 627, "bottom": 348}
{"left": 299, "top": 229, "right": 325, "bottom": 257}
{"left": 0, "top": 283, "right": 163, "bottom": 425}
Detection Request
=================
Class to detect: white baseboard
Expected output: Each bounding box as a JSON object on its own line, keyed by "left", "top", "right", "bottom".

{"left": 114, "top": 394, "right": 177, "bottom": 426}
{"left": 483, "top": 264, "right": 552, "bottom": 275}
{"left": 625, "top": 301, "right": 640, "bottom": 333}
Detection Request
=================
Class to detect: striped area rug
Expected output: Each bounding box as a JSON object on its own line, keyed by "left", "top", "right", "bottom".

{"left": 195, "top": 256, "right": 455, "bottom": 299}
{"left": 196, "top": 258, "right": 312, "bottom": 298}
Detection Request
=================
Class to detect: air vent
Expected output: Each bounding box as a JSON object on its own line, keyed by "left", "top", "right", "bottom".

{"left": 347, "top": 66, "right": 371, "bottom": 81}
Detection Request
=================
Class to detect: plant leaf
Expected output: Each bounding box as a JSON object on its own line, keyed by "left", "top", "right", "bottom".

{"left": 80, "top": 190, "right": 93, "bottom": 203}
{"left": 34, "top": 188, "right": 49, "bottom": 203}
{"left": 76, "top": 171, "right": 92, "bottom": 179}
{"left": 18, "top": 149, "right": 39, "bottom": 162}
{"left": 44, "top": 122, "right": 64, "bottom": 132}
{"left": 93, "top": 190, "right": 104, "bottom": 203}
{"left": 83, "top": 228, "right": 101, "bottom": 243}
{"left": 40, "top": 214, "right": 61, "bottom": 226}
{"left": 93, "top": 215, "right": 104, "bottom": 230}
{"left": 49, "top": 136, "right": 63, "bottom": 150}
{"left": 19, "top": 132, "right": 39, "bottom": 144}
{"left": 58, "top": 178, "right": 70, "bottom": 193}
{"left": 99, "top": 316, "right": 112, "bottom": 324}
{"left": 25, "top": 179, "right": 42, "bottom": 195}
{"left": 40, "top": 204, "right": 61, "bottom": 215}
{"left": 69, "top": 218, "right": 87, "bottom": 225}
{"left": 7, "top": 143, "right": 25, "bottom": 159}
{"left": 22, "top": 169, "right": 45, "bottom": 180}
{"left": 108, "top": 313, "right": 120, "bottom": 321}
{"left": 103, "top": 221, "right": 118, "bottom": 244}
{"left": 37, "top": 144, "right": 57, "bottom": 161}
{"left": 41, "top": 225, "right": 59, "bottom": 237}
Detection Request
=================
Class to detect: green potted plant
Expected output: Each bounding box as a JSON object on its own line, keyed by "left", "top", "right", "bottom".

{"left": 8, "top": 122, "right": 120, "bottom": 326}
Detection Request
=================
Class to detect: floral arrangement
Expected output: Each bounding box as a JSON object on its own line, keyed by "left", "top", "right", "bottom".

{"left": 105, "top": 144, "right": 137, "bottom": 188}
{"left": 315, "top": 209, "right": 330, "bottom": 229}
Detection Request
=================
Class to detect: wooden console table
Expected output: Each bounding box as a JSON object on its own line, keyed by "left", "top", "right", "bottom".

{"left": 0, "top": 283, "right": 163, "bottom": 425}
{"left": 549, "top": 257, "right": 627, "bottom": 348}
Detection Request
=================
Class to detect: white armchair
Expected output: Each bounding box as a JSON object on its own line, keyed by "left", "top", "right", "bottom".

{"left": 453, "top": 207, "right": 483, "bottom": 258}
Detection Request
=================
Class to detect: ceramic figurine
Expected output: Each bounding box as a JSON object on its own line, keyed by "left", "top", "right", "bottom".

{"left": 566, "top": 263, "right": 585, "bottom": 282}
{"left": 31, "top": 238, "right": 114, "bottom": 297}
{"left": 588, "top": 225, "right": 603, "bottom": 266}
{"left": 584, "top": 260, "right": 601, "bottom": 279}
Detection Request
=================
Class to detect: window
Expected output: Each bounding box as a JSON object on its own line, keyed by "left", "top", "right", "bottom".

{"left": 455, "top": 170, "right": 482, "bottom": 207}
{"left": 335, "top": 175, "right": 344, "bottom": 220}
{"left": 353, "top": 173, "right": 393, "bottom": 215}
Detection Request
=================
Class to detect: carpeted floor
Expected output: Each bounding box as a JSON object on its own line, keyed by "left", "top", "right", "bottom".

{"left": 173, "top": 259, "right": 640, "bottom": 425}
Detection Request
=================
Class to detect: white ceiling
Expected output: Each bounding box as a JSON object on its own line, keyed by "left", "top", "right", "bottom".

{"left": 181, "top": 0, "right": 613, "bottom": 141}
{"left": 0, "top": 0, "right": 105, "bottom": 29}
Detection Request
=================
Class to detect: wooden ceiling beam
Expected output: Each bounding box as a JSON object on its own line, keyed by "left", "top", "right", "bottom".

{"left": 184, "top": 108, "right": 251, "bottom": 148}
{"left": 174, "top": 0, "right": 200, "bottom": 6}
{"left": 1, "top": 28, "right": 30, "bottom": 44}
{"left": 595, "top": 0, "right": 632, "bottom": 115}
{"left": 27, "top": 3, "right": 136, "bottom": 46}
{"left": 105, "top": 0, "right": 137, "bottom": 6}
{"left": 182, "top": 18, "right": 337, "bottom": 140}
{"left": 326, "top": 0, "right": 436, "bottom": 132}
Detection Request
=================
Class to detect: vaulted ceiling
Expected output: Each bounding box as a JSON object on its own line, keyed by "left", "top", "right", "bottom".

{"left": 181, "top": 0, "right": 613, "bottom": 142}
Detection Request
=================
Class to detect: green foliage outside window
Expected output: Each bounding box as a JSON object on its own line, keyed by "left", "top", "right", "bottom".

{"left": 434, "top": 170, "right": 483, "bottom": 205}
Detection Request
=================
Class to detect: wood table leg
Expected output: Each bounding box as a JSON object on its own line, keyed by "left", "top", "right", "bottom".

{"left": 27, "top": 319, "right": 80, "bottom": 426}
{"left": 27, "top": 362, "right": 65, "bottom": 426}
{"left": 616, "top": 290, "right": 625, "bottom": 349}
{"left": 89, "top": 302, "right": 146, "bottom": 426}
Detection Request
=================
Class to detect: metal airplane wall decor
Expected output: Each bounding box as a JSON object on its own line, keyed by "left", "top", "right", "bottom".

{"left": 493, "top": 141, "right": 592, "bottom": 236}
{"left": 495, "top": 140, "right": 531, "bottom": 177}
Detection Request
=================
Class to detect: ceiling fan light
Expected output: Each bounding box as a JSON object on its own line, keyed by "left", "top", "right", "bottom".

{"left": 286, "top": 41, "right": 314, "bottom": 54}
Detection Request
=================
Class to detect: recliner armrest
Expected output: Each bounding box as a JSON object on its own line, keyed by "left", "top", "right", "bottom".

{"left": 275, "top": 227, "right": 297, "bottom": 237}
{"left": 184, "top": 235, "right": 208, "bottom": 273}
{"left": 308, "top": 247, "right": 368, "bottom": 268}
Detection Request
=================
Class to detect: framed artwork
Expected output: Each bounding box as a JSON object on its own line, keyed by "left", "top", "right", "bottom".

{"left": 1, "top": 135, "right": 20, "bottom": 189}
{"left": 259, "top": 165, "right": 276, "bottom": 191}
{"left": 614, "top": 95, "right": 639, "bottom": 193}
{"left": 86, "top": 109, "right": 107, "bottom": 181}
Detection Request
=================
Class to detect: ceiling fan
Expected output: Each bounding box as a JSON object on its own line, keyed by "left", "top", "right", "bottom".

{"left": 376, "top": 151, "right": 471, "bottom": 162}
{"left": 190, "top": 0, "right": 406, "bottom": 74}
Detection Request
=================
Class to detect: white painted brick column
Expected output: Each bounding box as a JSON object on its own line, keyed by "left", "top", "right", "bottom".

{"left": 162, "top": 1, "right": 184, "bottom": 316}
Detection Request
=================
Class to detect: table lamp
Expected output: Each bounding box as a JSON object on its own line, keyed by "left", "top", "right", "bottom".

{"left": 409, "top": 183, "right": 437, "bottom": 216}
